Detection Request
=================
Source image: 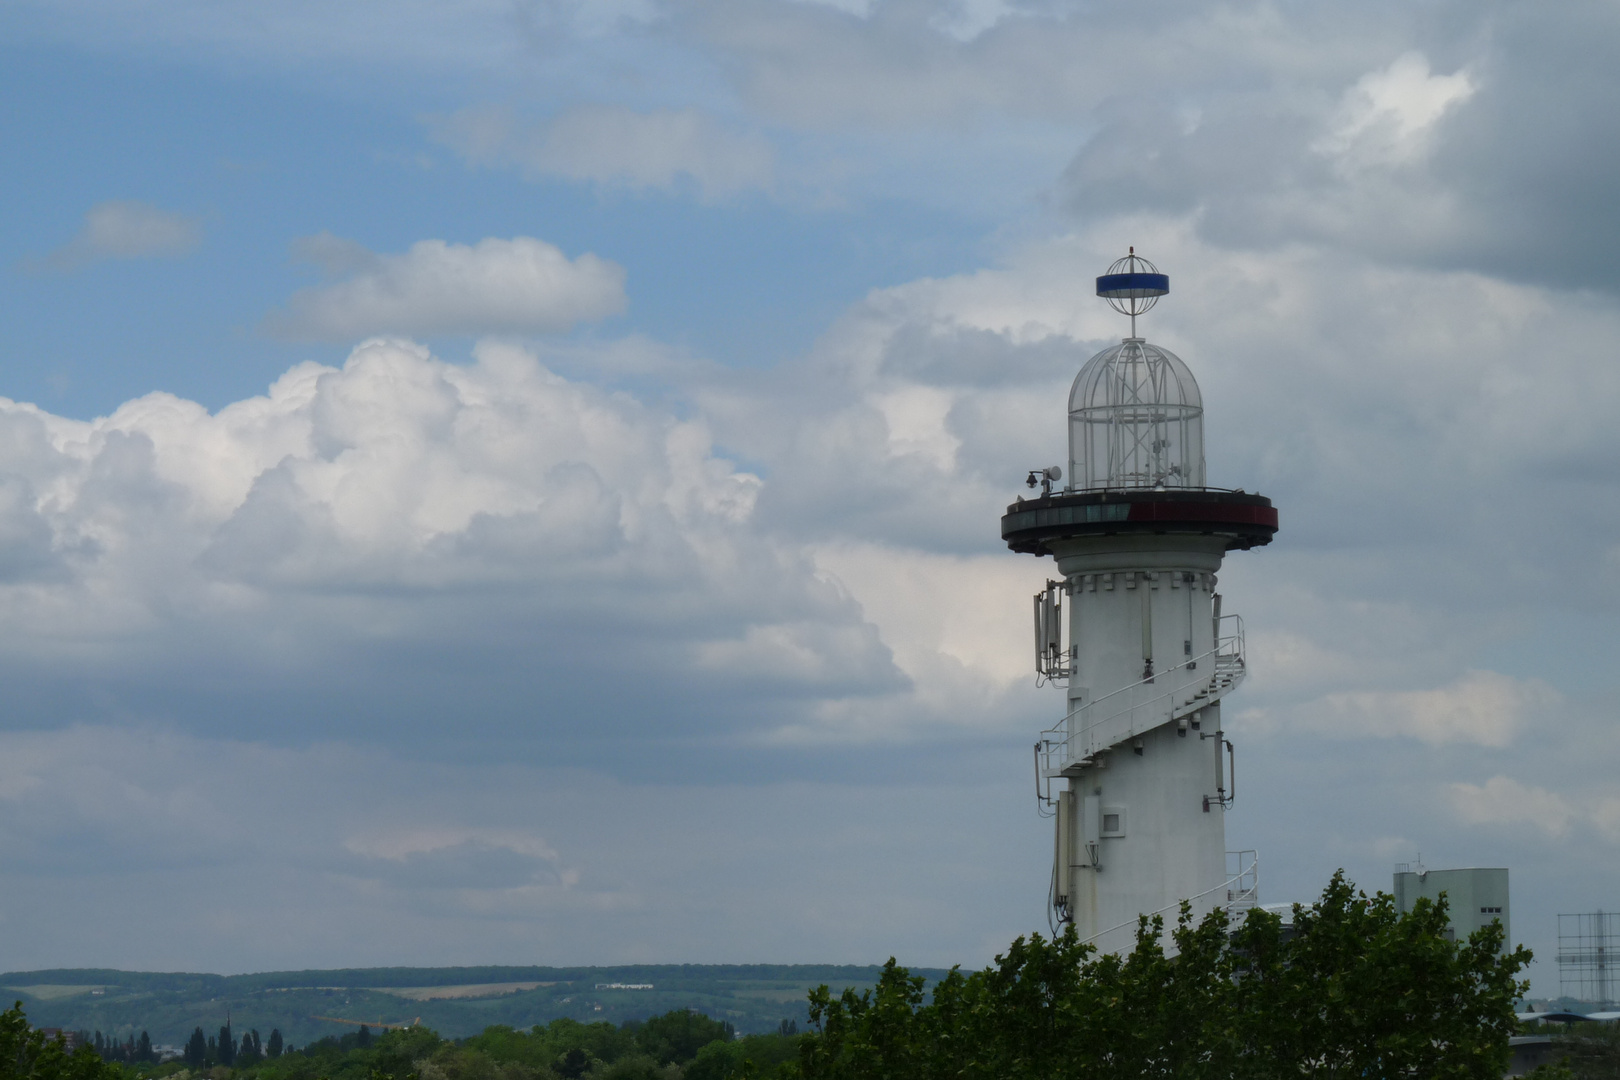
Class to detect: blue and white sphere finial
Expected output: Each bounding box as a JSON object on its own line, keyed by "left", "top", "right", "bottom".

{"left": 1096, "top": 247, "right": 1169, "bottom": 334}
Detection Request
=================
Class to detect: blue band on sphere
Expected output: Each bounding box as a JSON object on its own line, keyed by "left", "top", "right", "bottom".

{"left": 1096, "top": 272, "right": 1169, "bottom": 298}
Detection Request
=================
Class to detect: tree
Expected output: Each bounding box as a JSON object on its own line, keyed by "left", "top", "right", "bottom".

{"left": 0, "top": 1001, "right": 133, "bottom": 1080}
{"left": 556, "top": 1048, "right": 592, "bottom": 1079}
{"left": 635, "top": 1010, "right": 731, "bottom": 1065}
{"left": 797, "top": 872, "right": 1558, "bottom": 1080}
{"left": 356, "top": 1025, "right": 372, "bottom": 1049}
{"left": 238, "top": 1029, "right": 263, "bottom": 1065}
{"left": 185, "top": 1028, "right": 208, "bottom": 1068}
{"left": 687, "top": 1033, "right": 801, "bottom": 1080}
{"left": 266, "top": 1029, "right": 283, "bottom": 1059}
{"left": 218, "top": 1024, "right": 235, "bottom": 1066}
{"left": 135, "top": 1032, "right": 153, "bottom": 1064}
{"left": 1228, "top": 872, "right": 1531, "bottom": 1079}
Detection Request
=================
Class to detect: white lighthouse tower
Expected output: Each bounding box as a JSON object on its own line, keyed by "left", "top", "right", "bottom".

{"left": 1001, "top": 252, "right": 1277, "bottom": 953}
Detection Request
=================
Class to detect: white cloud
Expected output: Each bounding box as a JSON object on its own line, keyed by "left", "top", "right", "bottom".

{"left": 812, "top": 542, "right": 1044, "bottom": 692}
{"left": 789, "top": 0, "right": 873, "bottom": 17}
{"left": 1594, "top": 797, "right": 1620, "bottom": 845}
{"left": 345, "top": 827, "right": 560, "bottom": 863}
{"left": 37, "top": 200, "right": 201, "bottom": 270}
{"left": 429, "top": 106, "right": 775, "bottom": 199}
{"left": 1298, "top": 670, "right": 1561, "bottom": 748}
{"left": 1448, "top": 775, "right": 1576, "bottom": 838}
{"left": 679, "top": 214, "right": 1620, "bottom": 762}
{"left": 874, "top": 385, "right": 960, "bottom": 469}
{"left": 0, "top": 337, "right": 951, "bottom": 751}
{"left": 928, "top": 0, "right": 1016, "bottom": 42}
{"left": 268, "top": 236, "right": 627, "bottom": 340}
{"left": 1315, "top": 52, "right": 1477, "bottom": 168}
{"left": 290, "top": 230, "right": 380, "bottom": 276}
{"left": 10, "top": 0, "right": 1620, "bottom": 994}
{"left": 8, "top": 206, "right": 1620, "bottom": 982}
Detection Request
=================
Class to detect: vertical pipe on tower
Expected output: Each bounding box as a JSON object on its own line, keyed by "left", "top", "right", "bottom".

{"left": 1141, "top": 578, "right": 1153, "bottom": 679}
{"left": 1055, "top": 789, "right": 1073, "bottom": 904}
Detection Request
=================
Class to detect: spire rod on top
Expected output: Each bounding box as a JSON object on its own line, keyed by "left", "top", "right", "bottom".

{"left": 1095, "top": 247, "right": 1170, "bottom": 339}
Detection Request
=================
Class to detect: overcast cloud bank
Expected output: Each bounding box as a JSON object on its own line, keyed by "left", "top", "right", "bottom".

{"left": 3, "top": 0, "right": 1619, "bottom": 993}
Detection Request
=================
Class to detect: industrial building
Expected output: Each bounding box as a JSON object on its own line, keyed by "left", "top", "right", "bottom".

{"left": 1392, "top": 863, "right": 1510, "bottom": 949}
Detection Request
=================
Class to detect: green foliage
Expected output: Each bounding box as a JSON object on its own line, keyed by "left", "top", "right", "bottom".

{"left": 461, "top": 1018, "right": 635, "bottom": 1074}
{"left": 1, "top": 875, "right": 1541, "bottom": 1080}
{"left": 633, "top": 1011, "right": 731, "bottom": 1065}
{"left": 1229, "top": 872, "right": 1529, "bottom": 1079}
{"left": 798, "top": 871, "right": 1535, "bottom": 1080}
{"left": 683, "top": 1034, "right": 799, "bottom": 1080}
{"left": 588, "top": 1054, "right": 672, "bottom": 1080}
{"left": 0, "top": 1002, "right": 129, "bottom": 1080}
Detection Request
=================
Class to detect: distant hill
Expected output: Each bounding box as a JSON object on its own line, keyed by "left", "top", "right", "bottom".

{"left": 0, "top": 965, "right": 953, "bottom": 1044}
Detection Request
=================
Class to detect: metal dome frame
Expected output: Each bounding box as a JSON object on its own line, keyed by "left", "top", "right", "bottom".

{"left": 1068, "top": 339, "right": 1205, "bottom": 492}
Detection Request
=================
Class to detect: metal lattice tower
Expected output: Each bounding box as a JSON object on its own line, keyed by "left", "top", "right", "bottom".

{"left": 1558, "top": 911, "right": 1619, "bottom": 1007}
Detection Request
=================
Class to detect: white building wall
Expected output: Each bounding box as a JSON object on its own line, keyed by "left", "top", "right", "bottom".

{"left": 1048, "top": 534, "right": 1234, "bottom": 953}
{"left": 1393, "top": 867, "right": 1511, "bottom": 949}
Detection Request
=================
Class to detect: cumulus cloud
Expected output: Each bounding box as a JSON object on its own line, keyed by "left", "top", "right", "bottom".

{"left": 346, "top": 827, "right": 560, "bottom": 863}
{"left": 12, "top": 0, "right": 1620, "bottom": 990}
{"left": 6, "top": 207, "right": 1620, "bottom": 980}
{"left": 1046, "top": 7, "right": 1620, "bottom": 291}
{"left": 428, "top": 106, "right": 775, "bottom": 199}
{"left": 0, "top": 338, "right": 961, "bottom": 753}
{"left": 812, "top": 543, "right": 1043, "bottom": 693}
{"left": 1313, "top": 52, "right": 1476, "bottom": 168}
{"left": 34, "top": 200, "right": 201, "bottom": 270}
{"left": 267, "top": 236, "right": 627, "bottom": 340}
{"left": 344, "top": 828, "right": 578, "bottom": 890}
{"left": 674, "top": 213, "right": 1620, "bottom": 772}
{"left": 1449, "top": 775, "right": 1577, "bottom": 838}
{"left": 1290, "top": 671, "right": 1562, "bottom": 748}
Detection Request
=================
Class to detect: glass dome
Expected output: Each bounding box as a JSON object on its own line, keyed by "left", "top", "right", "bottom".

{"left": 1068, "top": 338, "right": 1205, "bottom": 491}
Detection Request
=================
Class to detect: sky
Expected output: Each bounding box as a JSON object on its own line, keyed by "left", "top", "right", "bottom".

{"left": 1, "top": 0, "right": 1618, "bottom": 998}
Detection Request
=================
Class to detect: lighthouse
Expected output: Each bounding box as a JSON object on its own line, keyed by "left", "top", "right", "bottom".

{"left": 1002, "top": 252, "right": 1278, "bottom": 952}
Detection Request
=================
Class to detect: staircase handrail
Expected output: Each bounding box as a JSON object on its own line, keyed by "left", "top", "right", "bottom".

{"left": 1036, "top": 616, "right": 1244, "bottom": 791}
{"left": 1042, "top": 616, "right": 1243, "bottom": 739}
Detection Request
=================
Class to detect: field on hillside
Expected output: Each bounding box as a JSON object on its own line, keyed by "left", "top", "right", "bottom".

{"left": 0, "top": 965, "right": 952, "bottom": 1045}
